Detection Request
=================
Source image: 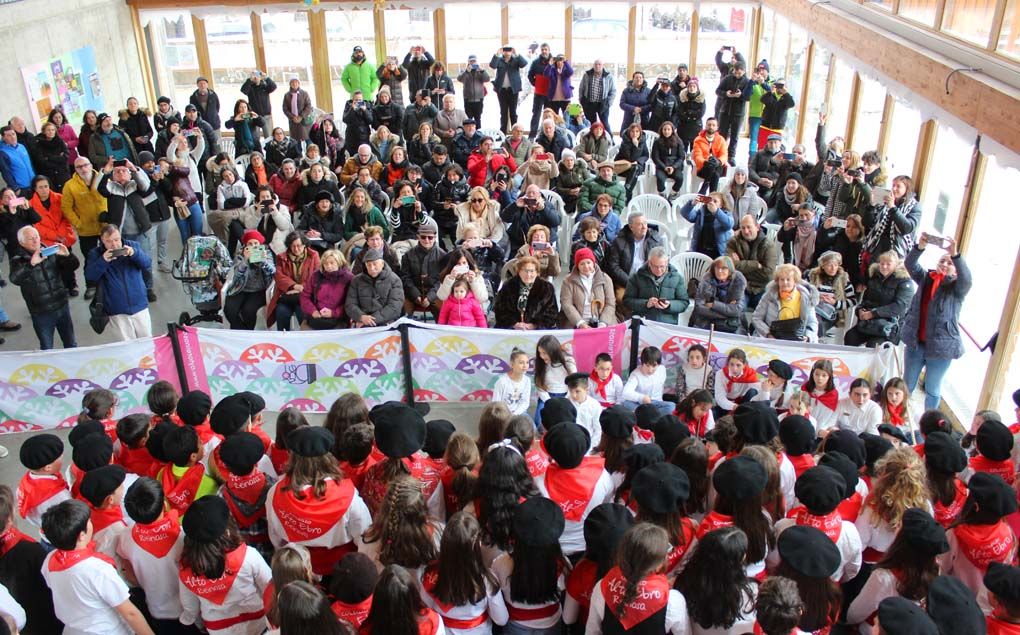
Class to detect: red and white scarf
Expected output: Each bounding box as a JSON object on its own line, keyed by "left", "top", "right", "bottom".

{"left": 600, "top": 566, "right": 670, "bottom": 630}
{"left": 933, "top": 479, "right": 968, "bottom": 528}
{"left": 16, "top": 472, "right": 68, "bottom": 519}
{"left": 836, "top": 491, "right": 864, "bottom": 522}
{"left": 723, "top": 366, "right": 759, "bottom": 395}
{"left": 790, "top": 507, "right": 843, "bottom": 542}
{"left": 955, "top": 521, "right": 1017, "bottom": 571}
{"left": 332, "top": 596, "right": 372, "bottom": 628}
{"left": 696, "top": 510, "right": 734, "bottom": 539}
{"left": 272, "top": 477, "right": 354, "bottom": 542}
{"left": 543, "top": 456, "right": 605, "bottom": 521}
{"left": 160, "top": 464, "right": 206, "bottom": 515}
{"left": 131, "top": 510, "right": 182, "bottom": 558}
{"left": 48, "top": 542, "right": 117, "bottom": 572}
{"left": 969, "top": 455, "right": 1016, "bottom": 485}
{"left": 0, "top": 524, "right": 34, "bottom": 557}
{"left": 179, "top": 544, "right": 247, "bottom": 605}
{"left": 987, "top": 615, "right": 1020, "bottom": 635}
{"left": 788, "top": 454, "right": 816, "bottom": 478}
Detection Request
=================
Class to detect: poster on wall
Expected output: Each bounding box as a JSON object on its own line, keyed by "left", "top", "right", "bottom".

{"left": 20, "top": 46, "right": 105, "bottom": 130}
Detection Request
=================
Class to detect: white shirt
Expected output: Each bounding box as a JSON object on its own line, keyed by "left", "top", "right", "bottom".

{"left": 585, "top": 581, "right": 691, "bottom": 634}
{"left": 535, "top": 468, "right": 615, "bottom": 556}
{"left": 420, "top": 577, "right": 509, "bottom": 635}
{"left": 835, "top": 398, "right": 882, "bottom": 436}
{"left": 770, "top": 516, "right": 863, "bottom": 583}
{"left": 41, "top": 551, "right": 133, "bottom": 635}
{"left": 93, "top": 519, "right": 128, "bottom": 563}
{"left": 537, "top": 361, "right": 576, "bottom": 401}
{"left": 116, "top": 519, "right": 186, "bottom": 620}
{"left": 265, "top": 479, "right": 372, "bottom": 552}
{"left": 492, "top": 374, "right": 533, "bottom": 416}
{"left": 589, "top": 374, "right": 625, "bottom": 406}
{"left": 845, "top": 568, "right": 905, "bottom": 632}
{"left": 804, "top": 390, "right": 841, "bottom": 432}
{"left": 19, "top": 472, "right": 71, "bottom": 528}
{"left": 939, "top": 525, "right": 1013, "bottom": 614}
{"left": 571, "top": 396, "right": 604, "bottom": 451}
{"left": 713, "top": 369, "right": 760, "bottom": 411}
{"left": 491, "top": 552, "right": 565, "bottom": 629}
{"left": 622, "top": 365, "right": 668, "bottom": 403}
{"left": 0, "top": 582, "right": 26, "bottom": 631}
{"left": 178, "top": 545, "right": 271, "bottom": 635}
{"left": 630, "top": 237, "right": 647, "bottom": 275}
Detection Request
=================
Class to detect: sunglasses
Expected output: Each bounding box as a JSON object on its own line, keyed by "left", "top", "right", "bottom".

{"left": 470, "top": 198, "right": 485, "bottom": 203}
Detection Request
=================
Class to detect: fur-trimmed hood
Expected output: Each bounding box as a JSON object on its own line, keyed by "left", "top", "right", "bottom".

{"left": 301, "top": 166, "right": 337, "bottom": 186}
{"left": 867, "top": 262, "right": 910, "bottom": 280}
{"left": 119, "top": 108, "right": 152, "bottom": 120}
{"left": 679, "top": 89, "right": 705, "bottom": 104}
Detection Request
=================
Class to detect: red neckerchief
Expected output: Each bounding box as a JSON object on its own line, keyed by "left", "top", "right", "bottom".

{"left": 150, "top": 413, "right": 184, "bottom": 428}
{"left": 340, "top": 457, "right": 378, "bottom": 492}
{"left": 724, "top": 366, "right": 759, "bottom": 394}
{"left": 887, "top": 403, "right": 906, "bottom": 427}
{"left": 250, "top": 425, "right": 272, "bottom": 452}
{"left": 544, "top": 456, "right": 606, "bottom": 521}
{"left": 918, "top": 272, "right": 944, "bottom": 344}
{"left": 421, "top": 562, "right": 455, "bottom": 612}
{"left": 970, "top": 455, "right": 1016, "bottom": 485}
{"left": 934, "top": 479, "right": 968, "bottom": 528}
{"left": 987, "top": 615, "right": 1020, "bottom": 634}
{"left": 788, "top": 454, "right": 816, "bottom": 478}
{"left": 418, "top": 456, "right": 444, "bottom": 501}
{"left": 791, "top": 507, "right": 843, "bottom": 542}
{"left": 160, "top": 464, "right": 206, "bottom": 515}
{"left": 565, "top": 558, "right": 599, "bottom": 625}
{"left": 224, "top": 468, "right": 268, "bottom": 507}
{"left": 600, "top": 566, "right": 670, "bottom": 630}
{"left": 131, "top": 510, "right": 182, "bottom": 558}
{"left": 634, "top": 427, "right": 655, "bottom": 443}
{"left": 332, "top": 596, "right": 373, "bottom": 628}
{"left": 525, "top": 445, "right": 550, "bottom": 478}
{"left": 696, "top": 510, "right": 734, "bottom": 539}
{"left": 809, "top": 388, "right": 839, "bottom": 413}
{"left": 89, "top": 502, "right": 125, "bottom": 534}
{"left": 179, "top": 544, "right": 247, "bottom": 605}
{"left": 707, "top": 452, "right": 724, "bottom": 472}
{"left": 48, "top": 542, "right": 117, "bottom": 572}
{"left": 272, "top": 477, "right": 355, "bottom": 541}
{"left": 681, "top": 411, "right": 710, "bottom": 438}
{"left": 102, "top": 418, "right": 117, "bottom": 441}
{"left": 269, "top": 443, "right": 290, "bottom": 476}
{"left": 440, "top": 465, "right": 479, "bottom": 516}
{"left": 70, "top": 464, "right": 85, "bottom": 500}
{"left": 589, "top": 370, "right": 612, "bottom": 401}
{"left": 189, "top": 422, "right": 219, "bottom": 445}
{"left": 665, "top": 518, "right": 698, "bottom": 571}
{"left": 17, "top": 472, "right": 68, "bottom": 519}
{"left": 117, "top": 444, "right": 158, "bottom": 478}
{"left": 0, "top": 524, "right": 35, "bottom": 557}
{"left": 1010, "top": 423, "right": 1020, "bottom": 435}
{"left": 955, "top": 521, "right": 1017, "bottom": 571}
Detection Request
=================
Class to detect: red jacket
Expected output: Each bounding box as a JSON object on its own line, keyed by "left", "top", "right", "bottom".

{"left": 30, "top": 192, "right": 76, "bottom": 246}
{"left": 269, "top": 173, "right": 301, "bottom": 212}
{"left": 466, "top": 150, "right": 517, "bottom": 188}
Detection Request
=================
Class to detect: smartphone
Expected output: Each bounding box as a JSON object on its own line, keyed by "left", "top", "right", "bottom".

{"left": 925, "top": 234, "right": 951, "bottom": 249}
{"left": 696, "top": 194, "right": 713, "bottom": 204}
{"left": 536, "top": 153, "right": 552, "bottom": 161}
{"left": 113, "top": 159, "right": 128, "bottom": 168}
{"left": 400, "top": 195, "right": 417, "bottom": 205}
{"left": 723, "top": 45, "right": 733, "bottom": 51}
{"left": 830, "top": 218, "right": 848, "bottom": 229}
{"left": 111, "top": 247, "right": 130, "bottom": 258}
{"left": 387, "top": 56, "right": 397, "bottom": 64}
{"left": 452, "top": 263, "right": 470, "bottom": 276}
{"left": 826, "top": 159, "right": 843, "bottom": 168}
{"left": 40, "top": 245, "right": 60, "bottom": 258}
{"left": 524, "top": 197, "right": 538, "bottom": 206}
{"left": 248, "top": 246, "right": 266, "bottom": 263}
{"left": 532, "top": 242, "right": 549, "bottom": 251}
{"left": 152, "top": 165, "right": 161, "bottom": 175}
{"left": 782, "top": 153, "right": 795, "bottom": 161}
{"left": 10, "top": 196, "right": 26, "bottom": 207}
{"left": 847, "top": 169, "right": 861, "bottom": 178}
{"left": 870, "top": 186, "right": 892, "bottom": 206}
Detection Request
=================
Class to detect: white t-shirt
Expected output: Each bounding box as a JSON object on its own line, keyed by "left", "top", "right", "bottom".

{"left": 588, "top": 374, "right": 625, "bottom": 406}
{"left": 41, "top": 552, "right": 133, "bottom": 635}
{"left": 622, "top": 365, "right": 668, "bottom": 403}
{"left": 571, "top": 396, "right": 604, "bottom": 451}
{"left": 537, "top": 361, "right": 576, "bottom": 401}
{"left": 178, "top": 545, "right": 272, "bottom": 635}
{"left": 492, "top": 374, "right": 533, "bottom": 416}
{"left": 535, "top": 468, "right": 615, "bottom": 556}
{"left": 0, "top": 582, "right": 26, "bottom": 631}
{"left": 116, "top": 519, "right": 186, "bottom": 620}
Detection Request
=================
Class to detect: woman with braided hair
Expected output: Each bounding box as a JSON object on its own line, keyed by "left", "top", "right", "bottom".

{"left": 360, "top": 476, "right": 443, "bottom": 575}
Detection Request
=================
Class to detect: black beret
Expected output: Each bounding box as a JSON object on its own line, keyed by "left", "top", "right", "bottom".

{"left": 623, "top": 443, "right": 665, "bottom": 473}
{"left": 777, "top": 525, "right": 841, "bottom": 578}
{"left": 924, "top": 431, "right": 967, "bottom": 475}
{"left": 541, "top": 397, "right": 576, "bottom": 430}
{"left": 600, "top": 405, "right": 636, "bottom": 440}
{"left": 978, "top": 419, "right": 1014, "bottom": 462}
{"left": 779, "top": 415, "right": 816, "bottom": 456}
{"left": 287, "top": 426, "right": 335, "bottom": 458}
{"left": 794, "top": 466, "right": 846, "bottom": 515}
{"left": 713, "top": 455, "right": 767, "bottom": 501}
{"left": 68, "top": 420, "right": 105, "bottom": 447}
{"left": 315, "top": 190, "right": 334, "bottom": 203}
{"left": 236, "top": 391, "right": 266, "bottom": 415}
{"left": 818, "top": 451, "right": 860, "bottom": 499}
{"left": 218, "top": 432, "right": 265, "bottom": 475}
{"left": 632, "top": 463, "right": 690, "bottom": 514}
{"left": 654, "top": 415, "right": 690, "bottom": 459}
{"left": 71, "top": 433, "right": 114, "bottom": 471}
{"left": 19, "top": 433, "right": 64, "bottom": 470}
{"left": 635, "top": 404, "right": 663, "bottom": 431}
{"left": 584, "top": 503, "right": 634, "bottom": 560}
{"left": 176, "top": 390, "right": 212, "bottom": 427}
{"left": 823, "top": 429, "right": 867, "bottom": 468}
{"left": 860, "top": 432, "right": 894, "bottom": 472}
{"left": 967, "top": 472, "right": 1018, "bottom": 517}
{"left": 985, "top": 562, "right": 1020, "bottom": 604}
{"left": 333, "top": 553, "right": 379, "bottom": 603}
{"left": 899, "top": 508, "right": 949, "bottom": 556}
{"left": 878, "top": 423, "right": 910, "bottom": 445}
{"left": 768, "top": 359, "right": 794, "bottom": 381}
{"left": 878, "top": 597, "right": 938, "bottom": 635}
{"left": 544, "top": 423, "right": 591, "bottom": 469}
{"left": 146, "top": 421, "right": 175, "bottom": 463}
{"left": 733, "top": 401, "right": 780, "bottom": 444}
{"left": 79, "top": 465, "right": 127, "bottom": 507}
{"left": 424, "top": 419, "right": 456, "bottom": 458}
{"left": 371, "top": 404, "right": 426, "bottom": 458}
{"left": 927, "top": 575, "right": 985, "bottom": 635}
{"left": 210, "top": 394, "right": 251, "bottom": 436}
{"left": 514, "top": 497, "right": 564, "bottom": 547}
{"left": 182, "top": 495, "right": 230, "bottom": 543}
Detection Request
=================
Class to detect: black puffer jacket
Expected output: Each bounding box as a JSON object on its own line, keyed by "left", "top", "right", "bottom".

{"left": 646, "top": 88, "right": 679, "bottom": 132}
{"left": 31, "top": 134, "right": 70, "bottom": 191}
{"left": 10, "top": 247, "right": 72, "bottom": 315}
{"left": 400, "top": 243, "right": 448, "bottom": 303}
{"left": 857, "top": 263, "right": 914, "bottom": 324}
{"left": 606, "top": 223, "right": 664, "bottom": 288}
{"left": 297, "top": 202, "right": 345, "bottom": 246}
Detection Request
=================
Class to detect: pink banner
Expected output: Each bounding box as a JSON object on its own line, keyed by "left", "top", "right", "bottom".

{"left": 573, "top": 322, "right": 629, "bottom": 375}
{"left": 174, "top": 326, "right": 210, "bottom": 394}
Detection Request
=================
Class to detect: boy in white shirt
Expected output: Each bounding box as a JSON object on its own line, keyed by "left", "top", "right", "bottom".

{"left": 836, "top": 379, "right": 882, "bottom": 436}
{"left": 78, "top": 465, "right": 130, "bottom": 561}
{"left": 567, "top": 373, "right": 603, "bottom": 452}
{"left": 492, "top": 349, "right": 533, "bottom": 416}
{"left": 621, "top": 346, "right": 674, "bottom": 418}
{"left": 587, "top": 353, "right": 624, "bottom": 407}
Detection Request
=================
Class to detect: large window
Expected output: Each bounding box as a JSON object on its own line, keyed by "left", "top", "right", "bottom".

{"left": 997, "top": 0, "right": 1020, "bottom": 59}
{"left": 262, "top": 11, "right": 316, "bottom": 109}
{"left": 919, "top": 123, "right": 973, "bottom": 242}
{"left": 141, "top": 11, "right": 199, "bottom": 112}
{"left": 826, "top": 58, "right": 855, "bottom": 143}
{"left": 804, "top": 45, "right": 832, "bottom": 146}
{"left": 695, "top": 3, "right": 754, "bottom": 121}
{"left": 784, "top": 25, "right": 809, "bottom": 141}
{"left": 884, "top": 96, "right": 922, "bottom": 178}
{"left": 326, "top": 10, "right": 375, "bottom": 108}
{"left": 853, "top": 75, "right": 885, "bottom": 153}
{"left": 204, "top": 13, "right": 257, "bottom": 126}
{"left": 634, "top": 3, "right": 694, "bottom": 81}
{"left": 898, "top": 0, "right": 940, "bottom": 27}
{"left": 764, "top": 12, "right": 791, "bottom": 83}
{"left": 865, "top": 0, "right": 896, "bottom": 11}
{"left": 446, "top": 3, "right": 502, "bottom": 122}
{"left": 573, "top": 2, "right": 630, "bottom": 133}
{"left": 942, "top": 0, "right": 997, "bottom": 47}
{"left": 383, "top": 9, "right": 436, "bottom": 106}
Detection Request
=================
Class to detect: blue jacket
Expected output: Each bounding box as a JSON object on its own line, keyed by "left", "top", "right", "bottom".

{"left": 574, "top": 206, "right": 622, "bottom": 243}
{"left": 679, "top": 200, "right": 734, "bottom": 257}
{"left": 543, "top": 62, "right": 574, "bottom": 100}
{"left": 489, "top": 54, "right": 528, "bottom": 92}
{"left": 0, "top": 142, "right": 36, "bottom": 190}
{"left": 84, "top": 239, "right": 151, "bottom": 316}
{"left": 900, "top": 247, "right": 972, "bottom": 359}
{"left": 619, "top": 82, "right": 651, "bottom": 130}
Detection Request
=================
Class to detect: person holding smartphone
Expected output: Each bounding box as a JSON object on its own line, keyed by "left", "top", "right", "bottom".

{"left": 223, "top": 229, "right": 276, "bottom": 330}
{"left": 860, "top": 174, "right": 922, "bottom": 262}
{"left": 10, "top": 225, "right": 75, "bottom": 350}
{"left": 84, "top": 225, "right": 152, "bottom": 341}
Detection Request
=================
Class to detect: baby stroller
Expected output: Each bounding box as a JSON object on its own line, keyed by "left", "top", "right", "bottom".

{"left": 172, "top": 234, "right": 232, "bottom": 326}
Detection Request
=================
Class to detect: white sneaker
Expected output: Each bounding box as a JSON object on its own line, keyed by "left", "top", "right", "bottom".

{"left": 0, "top": 446, "right": 8, "bottom": 459}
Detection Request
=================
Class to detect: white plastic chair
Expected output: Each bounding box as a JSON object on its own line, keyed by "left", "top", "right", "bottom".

{"left": 219, "top": 137, "right": 235, "bottom": 157}
{"left": 670, "top": 194, "right": 700, "bottom": 253}
{"left": 607, "top": 143, "right": 620, "bottom": 161}
{"left": 762, "top": 222, "right": 782, "bottom": 240}
{"left": 636, "top": 131, "right": 661, "bottom": 195}
{"left": 626, "top": 194, "right": 673, "bottom": 227}
{"left": 670, "top": 252, "right": 713, "bottom": 325}
{"left": 479, "top": 128, "right": 506, "bottom": 145}
{"left": 563, "top": 129, "right": 577, "bottom": 149}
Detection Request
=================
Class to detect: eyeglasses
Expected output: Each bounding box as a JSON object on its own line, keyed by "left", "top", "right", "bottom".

{"left": 470, "top": 198, "right": 485, "bottom": 203}
{"left": 419, "top": 235, "right": 436, "bottom": 241}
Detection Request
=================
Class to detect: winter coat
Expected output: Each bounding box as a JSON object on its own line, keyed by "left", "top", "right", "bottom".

{"left": 679, "top": 200, "right": 735, "bottom": 257}
{"left": 153, "top": 107, "right": 181, "bottom": 135}
{"left": 300, "top": 268, "right": 354, "bottom": 319}
{"left": 535, "top": 129, "right": 570, "bottom": 161}
{"left": 372, "top": 100, "right": 404, "bottom": 137}
{"left": 265, "top": 136, "right": 302, "bottom": 168}
{"left": 761, "top": 91, "right": 796, "bottom": 130}
{"left": 467, "top": 150, "right": 517, "bottom": 188}
{"left": 29, "top": 193, "right": 75, "bottom": 247}
{"left": 438, "top": 292, "right": 487, "bottom": 327}
{"left": 424, "top": 73, "right": 456, "bottom": 100}
{"left": 77, "top": 125, "right": 96, "bottom": 167}
{"left": 240, "top": 75, "right": 278, "bottom": 116}
{"left": 574, "top": 207, "right": 623, "bottom": 244}
{"left": 606, "top": 224, "right": 664, "bottom": 288}
{"left": 825, "top": 178, "right": 872, "bottom": 221}
{"left": 402, "top": 109, "right": 439, "bottom": 152}
{"left": 343, "top": 204, "right": 389, "bottom": 240}
{"left": 715, "top": 73, "right": 751, "bottom": 117}
{"left": 31, "top": 134, "right": 70, "bottom": 190}
{"left": 749, "top": 149, "right": 781, "bottom": 198}
{"left": 692, "top": 131, "right": 728, "bottom": 172}
{"left": 216, "top": 180, "right": 253, "bottom": 211}
{"left": 751, "top": 280, "right": 820, "bottom": 342}
{"left": 510, "top": 244, "right": 561, "bottom": 280}
{"left": 490, "top": 54, "right": 529, "bottom": 93}
{"left": 84, "top": 240, "right": 150, "bottom": 316}
{"left": 854, "top": 262, "right": 915, "bottom": 337}
{"left": 181, "top": 117, "right": 218, "bottom": 162}
{"left": 457, "top": 68, "right": 491, "bottom": 103}
{"left": 403, "top": 51, "right": 436, "bottom": 97}
{"left": 0, "top": 205, "right": 39, "bottom": 261}
{"left": 62, "top": 169, "right": 107, "bottom": 238}
{"left": 261, "top": 201, "right": 294, "bottom": 256}
{"left": 677, "top": 89, "right": 707, "bottom": 145}
{"left": 578, "top": 68, "right": 617, "bottom": 107}
{"left": 579, "top": 176, "right": 626, "bottom": 214}
{"left": 528, "top": 55, "right": 553, "bottom": 96}
{"left": 267, "top": 249, "right": 320, "bottom": 327}
{"left": 224, "top": 115, "right": 266, "bottom": 156}
{"left": 559, "top": 267, "right": 617, "bottom": 327}
{"left": 493, "top": 276, "right": 559, "bottom": 329}
{"left": 615, "top": 136, "right": 649, "bottom": 174}
{"left": 814, "top": 228, "right": 866, "bottom": 288}
{"left": 726, "top": 230, "right": 778, "bottom": 295}
{"left": 574, "top": 131, "right": 611, "bottom": 164}
{"left": 400, "top": 243, "right": 447, "bottom": 302}
{"left": 225, "top": 250, "right": 275, "bottom": 297}
{"left": 269, "top": 172, "right": 301, "bottom": 212}
{"left": 651, "top": 136, "right": 685, "bottom": 172}
{"left": 376, "top": 64, "right": 408, "bottom": 104}
{"left": 646, "top": 87, "right": 679, "bottom": 132}
{"left": 189, "top": 89, "right": 222, "bottom": 129}
{"left": 56, "top": 122, "right": 80, "bottom": 164}
{"left": 691, "top": 269, "right": 748, "bottom": 330}
{"left": 244, "top": 160, "right": 279, "bottom": 194}
{"left": 10, "top": 245, "right": 73, "bottom": 315}
{"left": 297, "top": 202, "right": 345, "bottom": 247}
{"left": 619, "top": 81, "right": 651, "bottom": 130}
{"left": 454, "top": 200, "right": 504, "bottom": 243}
{"left": 432, "top": 179, "right": 470, "bottom": 228}
{"left": 345, "top": 266, "right": 404, "bottom": 325}
{"left": 500, "top": 196, "right": 560, "bottom": 254}
{"left": 726, "top": 182, "right": 768, "bottom": 225}
{"left": 900, "top": 247, "right": 972, "bottom": 359}
{"left": 502, "top": 137, "right": 534, "bottom": 167}
{"left": 341, "top": 59, "right": 381, "bottom": 100}
{"left": 862, "top": 197, "right": 922, "bottom": 260}
{"left": 298, "top": 170, "right": 341, "bottom": 208}
{"left": 119, "top": 109, "right": 155, "bottom": 154}
{"left": 88, "top": 127, "right": 138, "bottom": 168}
{"left": 624, "top": 263, "right": 690, "bottom": 323}
{"left": 281, "top": 89, "right": 313, "bottom": 141}
{"left": 97, "top": 171, "right": 152, "bottom": 234}
{"left": 772, "top": 189, "right": 814, "bottom": 225}
{"left": 555, "top": 158, "right": 591, "bottom": 196}
{"left": 542, "top": 63, "right": 574, "bottom": 100}
{"left": 452, "top": 132, "right": 484, "bottom": 169}
{"left": 517, "top": 157, "right": 559, "bottom": 191}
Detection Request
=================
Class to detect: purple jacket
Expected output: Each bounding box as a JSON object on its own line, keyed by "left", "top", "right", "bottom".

{"left": 543, "top": 62, "right": 574, "bottom": 100}
{"left": 300, "top": 268, "right": 353, "bottom": 318}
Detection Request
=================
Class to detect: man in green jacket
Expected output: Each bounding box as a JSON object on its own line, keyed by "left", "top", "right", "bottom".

{"left": 624, "top": 247, "right": 689, "bottom": 324}
{"left": 578, "top": 161, "right": 627, "bottom": 214}
{"left": 747, "top": 60, "right": 771, "bottom": 160}
{"left": 341, "top": 46, "right": 380, "bottom": 101}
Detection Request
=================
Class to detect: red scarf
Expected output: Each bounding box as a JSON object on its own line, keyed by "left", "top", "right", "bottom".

{"left": 696, "top": 510, "right": 734, "bottom": 539}
{"left": 151, "top": 413, "right": 185, "bottom": 427}
{"left": 131, "top": 511, "right": 182, "bottom": 558}
{"left": 17, "top": 472, "right": 68, "bottom": 519}
{"left": 543, "top": 456, "right": 606, "bottom": 521}
{"left": 681, "top": 411, "right": 710, "bottom": 438}
{"left": 340, "top": 457, "right": 378, "bottom": 491}
{"left": 70, "top": 463, "right": 85, "bottom": 500}
{"left": 179, "top": 544, "right": 247, "bottom": 605}
{"left": 225, "top": 470, "right": 268, "bottom": 507}
{"left": 565, "top": 558, "right": 599, "bottom": 626}
{"left": 809, "top": 388, "right": 840, "bottom": 413}
{"left": 418, "top": 456, "right": 444, "bottom": 501}
{"left": 268, "top": 443, "right": 290, "bottom": 476}
{"left": 886, "top": 403, "right": 906, "bottom": 428}
{"left": 600, "top": 566, "right": 670, "bottom": 630}
{"left": 190, "top": 422, "right": 219, "bottom": 446}
{"left": 934, "top": 479, "right": 968, "bottom": 528}
{"left": 589, "top": 370, "right": 612, "bottom": 402}
{"left": 160, "top": 464, "right": 206, "bottom": 515}
{"left": 707, "top": 451, "right": 725, "bottom": 472}
{"left": 788, "top": 454, "right": 816, "bottom": 478}
{"left": 332, "top": 596, "right": 373, "bottom": 628}
{"left": 724, "top": 365, "right": 759, "bottom": 394}
{"left": 117, "top": 445, "right": 159, "bottom": 478}
{"left": 48, "top": 542, "right": 117, "bottom": 572}
{"left": 272, "top": 477, "right": 355, "bottom": 541}
{"left": 791, "top": 507, "right": 843, "bottom": 542}
{"left": 101, "top": 418, "right": 117, "bottom": 441}
{"left": 988, "top": 616, "right": 1020, "bottom": 635}
{"left": 0, "top": 524, "right": 35, "bottom": 557}
{"left": 665, "top": 518, "right": 698, "bottom": 571}
{"left": 250, "top": 426, "right": 272, "bottom": 452}
{"left": 955, "top": 521, "right": 1017, "bottom": 571}
{"left": 918, "top": 272, "right": 944, "bottom": 344}
{"left": 970, "top": 455, "right": 1016, "bottom": 485}
{"left": 89, "top": 502, "right": 125, "bottom": 534}
{"left": 525, "top": 445, "right": 551, "bottom": 478}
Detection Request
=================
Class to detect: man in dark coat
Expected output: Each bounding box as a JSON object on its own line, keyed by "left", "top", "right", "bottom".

{"left": 10, "top": 226, "right": 77, "bottom": 350}
{"left": 403, "top": 46, "right": 436, "bottom": 98}
{"left": 527, "top": 43, "right": 553, "bottom": 138}
{"left": 606, "top": 211, "right": 664, "bottom": 304}
{"left": 240, "top": 70, "right": 278, "bottom": 136}
{"left": 715, "top": 62, "right": 751, "bottom": 166}
{"left": 489, "top": 46, "right": 529, "bottom": 134}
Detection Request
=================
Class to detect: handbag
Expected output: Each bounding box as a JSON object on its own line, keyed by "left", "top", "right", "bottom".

{"left": 175, "top": 199, "right": 191, "bottom": 219}
{"left": 855, "top": 316, "right": 895, "bottom": 338}
{"left": 769, "top": 317, "right": 806, "bottom": 341}
{"left": 815, "top": 301, "right": 838, "bottom": 323}
{"left": 88, "top": 284, "right": 110, "bottom": 334}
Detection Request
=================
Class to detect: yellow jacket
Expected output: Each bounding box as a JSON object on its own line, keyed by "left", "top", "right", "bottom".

{"left": 61, "top": 171, "right": 107, "bottom": 238}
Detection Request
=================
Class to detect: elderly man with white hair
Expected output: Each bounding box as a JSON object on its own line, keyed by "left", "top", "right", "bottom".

{"left": 9, "top": 225, "right": 77, "bottom": 350}
{"left": 338, "top": 143, "right": 382, "bottom": 187}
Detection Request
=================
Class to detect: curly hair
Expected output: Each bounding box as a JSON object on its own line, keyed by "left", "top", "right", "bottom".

{"left": 477, "top": 446, "right": 538, "bottom": 551}
{"left": 867, "top": 448, "right": 929, "bottom": 528}
{"left": 362, "top": 477, "right": 439, "bottom": 570}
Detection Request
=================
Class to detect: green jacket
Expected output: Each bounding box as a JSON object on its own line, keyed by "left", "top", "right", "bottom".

{"left": 343, "top": 205, "right": 389, "bottom": 240}
{"left": 748, "top": 81, "right": 767, "bottom": 118}
{"left": 624, "top": 264, "right": 690, "bottom": 323}
{"left": 341, "top": 60, "right": 381, "bottom": 101}
{"left": 579, "top": 176, "right": 627, "bottom": 213}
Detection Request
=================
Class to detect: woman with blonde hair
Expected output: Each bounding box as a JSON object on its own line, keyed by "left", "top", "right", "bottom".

{"left": 751, "top": 263, "right": 820, "bottom": 342}
{"left": 299, "top": 248, "right": 353, "bottom": 330}
{"left": 843, "top": 249, "right": 913, "bottom": 347}
{"left": 824, "top": 149, "right": 872, "bottom": 220}
{"left": 807, "top": 250, "right": 855, "bottom": 338}
{"left": 454, "top": 186, "right": 504, "bottom": 245}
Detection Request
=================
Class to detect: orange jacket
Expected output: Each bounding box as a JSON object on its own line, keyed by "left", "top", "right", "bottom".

{"left": 692, "top": 130, "right": 728, "bottom": 172}
{"left": 30, "top": 192, "right": 77, "bottom": 247}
